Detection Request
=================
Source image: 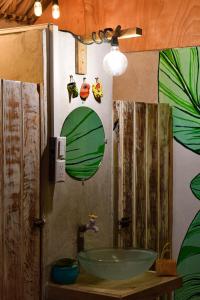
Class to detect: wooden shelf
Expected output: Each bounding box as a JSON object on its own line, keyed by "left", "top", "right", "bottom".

{"left": 47, "top": 271, "right": 182, "bottom": 300}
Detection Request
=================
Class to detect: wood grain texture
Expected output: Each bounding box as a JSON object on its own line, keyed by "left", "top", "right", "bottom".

{"left": 135, "top": 103, "right": 147, "bottom": 248}
{"left": 122, "top": 102, "right": 134, "bottom": 248}
{"left": 146, "top": 104, "right": 158, "bottom": 251}
{"left": 46, "top": 272, "right": 182, "bottom": 300}
{"left": 0, "top": 80, "right": 41, "bottom": 300}
{"left": 0, "top": 0, "right": 51, "bottom": 23}
{"left": 3, "top": 80, "right": 23, "bottom": 300}
{"left": 22, "top": 83, "right": 40, "bottom": 300}
{"left": 113, "top": 101, "right": 119, "bottom": 247}
{"left": 0, "top": 30, "right": 43, "bottom": 83}
{"left": 113, "top": 101, "right": 172, "bottom": 258}
{"left": 75, "top": 40, "right": 87, "bottom": 75}
{"left": 158, "top": 104, "right": 172, "bottom": 257}
{"left": 0, "top": 80, "right": 3, "bottom": 300}
{"left": 36, "top": 0, "right": 200, "bottom": 52}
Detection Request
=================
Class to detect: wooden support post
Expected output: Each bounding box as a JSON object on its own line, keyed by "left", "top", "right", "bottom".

{"left": 75, "top": 40, "right": 87, "bottom": 75}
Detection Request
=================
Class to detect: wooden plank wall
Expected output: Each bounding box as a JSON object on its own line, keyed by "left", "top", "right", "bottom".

{"left": 113, "top": 101, "right": 173, "bottom": 258}
{"left": 0, "top": 80, "right": 41, "bottom": 300}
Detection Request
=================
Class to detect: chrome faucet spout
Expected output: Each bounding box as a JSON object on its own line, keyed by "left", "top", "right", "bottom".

{"left": 77, "top": 214, "right": 99, "bottom": 253}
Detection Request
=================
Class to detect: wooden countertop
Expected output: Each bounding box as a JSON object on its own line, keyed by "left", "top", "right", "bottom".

{"left": 47, "top": 271, "right": 182, "bottom": 300}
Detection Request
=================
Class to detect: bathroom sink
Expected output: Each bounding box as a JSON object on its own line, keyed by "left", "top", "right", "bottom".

{"left": 78, "top": 248, "right": 157, "bottom": 280}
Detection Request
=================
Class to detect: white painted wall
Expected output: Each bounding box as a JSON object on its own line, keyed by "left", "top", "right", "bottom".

{"left": 45, "top": 26, "right": 113, "bottom": 267}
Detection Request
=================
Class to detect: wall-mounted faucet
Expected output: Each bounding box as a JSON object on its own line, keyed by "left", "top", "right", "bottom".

{"left": 77, "top": 214, "right": 99, "bottom": 253}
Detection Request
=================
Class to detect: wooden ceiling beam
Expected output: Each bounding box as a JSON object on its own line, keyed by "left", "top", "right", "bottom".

{"left": 0, "top": 0, "right": 51, "bottom": 24}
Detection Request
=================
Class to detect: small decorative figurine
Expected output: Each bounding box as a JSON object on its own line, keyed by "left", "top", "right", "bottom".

{"left": 80, "top": 77, "right": 90, "bottom": 101}
{"left": 67, "top": 75, "right": 79, "bottom": 103}
{"left": 92, "top": 77, "right": 103, "bottom": 103}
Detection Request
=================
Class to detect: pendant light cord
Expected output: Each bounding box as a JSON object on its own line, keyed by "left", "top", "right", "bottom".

{"left": 59, "top": 27, "right": 120, "bottom": 46}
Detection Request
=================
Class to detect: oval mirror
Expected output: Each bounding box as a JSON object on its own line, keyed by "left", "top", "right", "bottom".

{"left": 61, "top": 107, "right": 105, "bottom": 181}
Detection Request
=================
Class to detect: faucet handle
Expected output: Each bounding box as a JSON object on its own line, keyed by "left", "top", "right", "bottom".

{"left": 89, "top": 213, "right": 98, "bottom": 219}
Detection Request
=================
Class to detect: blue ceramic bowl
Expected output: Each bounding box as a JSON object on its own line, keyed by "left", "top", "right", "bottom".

{"left": 51, "top": 259, "right": 79, "bottom": 285}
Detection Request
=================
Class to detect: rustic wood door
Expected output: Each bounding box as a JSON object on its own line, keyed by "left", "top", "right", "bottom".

{"left": 113, "top": 101, "right": 173, "bottom": 257}
{"left": 0, "top": 80, "right": 41, "bottom": 300}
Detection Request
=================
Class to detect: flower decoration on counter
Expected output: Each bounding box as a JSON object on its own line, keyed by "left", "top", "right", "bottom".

{"left": 92, "top": 77, "right": 103, "bottom": 103}
{"left": 67, "top": 75, "right": 79, "bottom": 103}
{"left": 156, "top": 242, "right": 177, "bottom": 276}
{"left": 80, "top": 77, "right": 90, "bottom": 101}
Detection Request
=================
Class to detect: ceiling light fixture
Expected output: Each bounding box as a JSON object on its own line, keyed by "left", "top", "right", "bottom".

{"left": 103, "top": 26, "right": 128, "bottom": 76}
{"left": 60, "top": 25, "right": 142, "bottom": 77}
{"left": 52, "top": 0, "right": 60, "bottom": 19}
{"left": 34, "top": 0, "right": 42, "bottom": 17}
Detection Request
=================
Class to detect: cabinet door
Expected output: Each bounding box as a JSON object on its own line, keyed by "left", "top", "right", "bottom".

{"left": 0, "top": 80, "right": 41, "bottom": 300}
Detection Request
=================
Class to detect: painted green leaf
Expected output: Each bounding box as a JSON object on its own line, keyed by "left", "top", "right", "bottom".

{"left": 159, "top": 47, "right": 200, "bottom": 154}
{"left": 173, "top": 107, "right": 200, "bottom": 154}
{"left": 175, "top": 211, "right": 200, "bottom": 300}
{"left": 61, "top": 107, "right": 105, "bottom": 181}
{"left": 190, "top": 174, "right": 200, "bottom": 200}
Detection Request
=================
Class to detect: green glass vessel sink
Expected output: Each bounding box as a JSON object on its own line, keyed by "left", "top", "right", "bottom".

{"left": 78, "top": 248, "right": 157, "bottom": 280}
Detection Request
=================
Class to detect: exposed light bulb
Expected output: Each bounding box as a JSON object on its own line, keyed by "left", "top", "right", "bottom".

{"left": 52, "top": 0, "right": 60, "bottom": 19}
{"left": 103, "top": 46, "right": 128, "bottom": 76}
{"left": 34, "top": 0, "right": 42, "bottom": 17}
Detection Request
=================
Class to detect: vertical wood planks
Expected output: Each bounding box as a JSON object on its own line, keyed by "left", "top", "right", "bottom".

{"left": 113, "top": 100, "right": 172, "bottom": 257}
{"left": 158, "top": 104, "right": 172, "bottom": 257}
{"left": 122, "top": 102, "right": 134, "bottom": 248}
{"left": 113, "top": 101, "right": 119, "bottom": 247}
{"left": 0, "top": 80, "right": 41, "bottom": 300}
{"left": 3, "top": 80, "right": 23, "bottom": 300}
{"left": 22, "top": 83, "right": 40, "bottom": 300}
{"left": 0, "top": 80, "right": 3, "bottom": 300}
{"left": 135, "top": 103, "right": 147, "bottom": 248}
{"left": 146, "top": 104, "right": 158, "bottom": 250}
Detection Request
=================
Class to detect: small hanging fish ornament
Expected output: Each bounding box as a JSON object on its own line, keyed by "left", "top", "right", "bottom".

{"left": 92, "top": 77, "right": 103, "bottom": 103}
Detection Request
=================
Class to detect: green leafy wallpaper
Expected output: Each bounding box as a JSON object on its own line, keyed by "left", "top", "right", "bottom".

{"left": 61, "top": 107, "right": 105, "bottom": 181}
{"left": 159, "top": 47, "right": 200, "bottom": 299}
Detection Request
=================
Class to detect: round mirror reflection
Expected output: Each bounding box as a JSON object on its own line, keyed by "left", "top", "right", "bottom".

{"left": 61, "top": 107, "right": 105, "bottom": 181}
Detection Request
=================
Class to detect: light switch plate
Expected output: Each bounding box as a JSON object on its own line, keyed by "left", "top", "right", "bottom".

{"left": 56, "top": 137, "right": 66, "bottom": 160}
{"left": 49, "top": 137, "right": 66, "bottom": 182}
{"left": 55, "top": 159, "right": 66, "bottom": 182}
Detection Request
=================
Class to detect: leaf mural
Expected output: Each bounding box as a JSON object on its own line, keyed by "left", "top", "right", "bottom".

{"left": 61, "top": 107, "right": 105, "bottom": 181}
{"left": 174, "top": 211, "right": 200, "bottom": 300}
{"left": 159, "top": 47, "right": 200, "bottom": 300}
{"left": 159, "top": 47, "right": 200, "bottom": 154}
{"left": 190, "top": 174, "right": 200, "bottom": 201}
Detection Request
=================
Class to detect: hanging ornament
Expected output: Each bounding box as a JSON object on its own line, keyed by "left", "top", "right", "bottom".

{"left": 67, "top": 75, "right": 79, "bottom": 103}
{"left": 80, "top": 77, "right": 90, "bottom": 101}
{"left": 92, "top": 77, "right": 103, "bottom": 103}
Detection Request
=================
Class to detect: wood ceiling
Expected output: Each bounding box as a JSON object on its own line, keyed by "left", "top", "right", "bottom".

{"left": 0, "top": 0, "right": 200, "bottom": 52}
{"left": 0, "top": 0, "right": 51, "bottom": 24}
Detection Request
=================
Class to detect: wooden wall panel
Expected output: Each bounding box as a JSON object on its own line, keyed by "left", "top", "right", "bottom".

{"left": 113, "top": 101, "right": 172, "bottom": 257}
{"left": 22, "top": 83, "right": 40, "bottom": 300}
{"left": 135, "top": 103, "right": 147, "bottom": 248}
{"left": 0, "top": 80, "right": 41, "bottom": 300}
{"left": 158, "top": 104, "right": 172, "bottom": 257}
{"left": 37, "top": 0, "right": 200, "bottom": 52}
{"left": 146, "top": 104, "right": 158, "bottom": 251}
{"left": 3, "top": 80, "right": 23, "bottom": 300}
{"left": 0, "top": 80, "right": 3, "bottom": 300}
